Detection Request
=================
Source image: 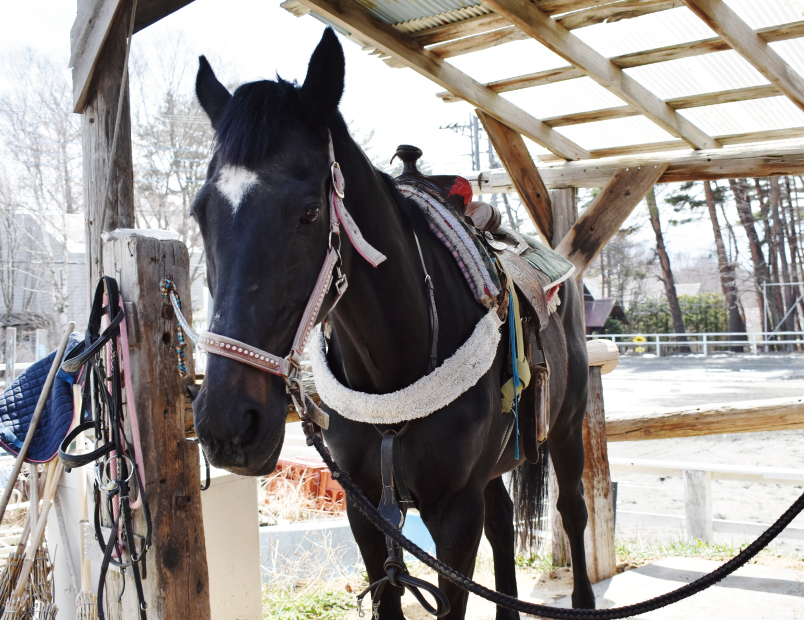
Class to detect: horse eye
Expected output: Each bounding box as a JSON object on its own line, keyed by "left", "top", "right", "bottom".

{"left": 300, "top": 206, "right": 320, "bottom": 224}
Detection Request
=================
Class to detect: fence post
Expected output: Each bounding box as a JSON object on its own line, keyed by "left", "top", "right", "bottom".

{"left": 34, "top": 329, "right": 48, "bottom": 361}
{"left": 5, "top": 327, "right": 16, "bottom": 385}
{"left": 684, "top": 469, "right": 713, "bottom": 543}
{"left": 702, "top": 333, "right": 707, "bottom": 356}
{"left": 101, "top": 230, "right": 211, "bottom": 620}
{"left": 751, "top": 333, "right": 757, "bottom": 355}
{"left": 655, "top": 334, "right": 661, "bottom": 356}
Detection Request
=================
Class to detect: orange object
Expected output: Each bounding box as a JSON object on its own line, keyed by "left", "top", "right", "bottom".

{"left": 265, "top": 457, "right": 345, "bottom": 512}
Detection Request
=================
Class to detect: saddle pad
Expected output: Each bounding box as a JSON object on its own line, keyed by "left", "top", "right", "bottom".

{"left": 0, "top": 332, "right": 83, "bottom": 463}
{"left": 396, "top": 181, "right": 501, "bottom": 309}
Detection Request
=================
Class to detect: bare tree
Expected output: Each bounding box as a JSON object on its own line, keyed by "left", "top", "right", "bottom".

{"left": 646, "top": 186, "right": 688, "bottom": 349}
{"left": 704, "top": 181, "right": 746, "bottom": 345}
{"left": 0, "top": 50, "right": 81, "bottom": 331}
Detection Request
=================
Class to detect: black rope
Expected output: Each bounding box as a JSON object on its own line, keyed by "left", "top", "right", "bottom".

{"left": 305, "top": 428, "right": 804, "bottom": 619}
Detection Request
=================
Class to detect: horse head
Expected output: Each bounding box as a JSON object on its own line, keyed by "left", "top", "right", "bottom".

{"left": 191, "top": 29, "right": 346, "bottom": 475}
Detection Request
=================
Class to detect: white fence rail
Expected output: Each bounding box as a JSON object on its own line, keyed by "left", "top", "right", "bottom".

{"left": 588, "top": 331, "right": 804, "bottom": 355}
{"left": 609, "top": 457, "right": 804, "bottom": 542}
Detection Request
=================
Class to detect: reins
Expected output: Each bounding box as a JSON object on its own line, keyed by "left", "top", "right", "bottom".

{"left": 59, "top": 277, "right": 152, "bottom": 620}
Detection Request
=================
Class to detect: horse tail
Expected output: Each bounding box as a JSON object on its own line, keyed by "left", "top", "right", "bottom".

{"left": 509, "top": 443, "right": 550, "bottom": 552}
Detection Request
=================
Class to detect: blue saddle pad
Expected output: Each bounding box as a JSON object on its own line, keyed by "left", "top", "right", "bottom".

{"left": 0, "top": 333, "right": 83, "bottom": 463}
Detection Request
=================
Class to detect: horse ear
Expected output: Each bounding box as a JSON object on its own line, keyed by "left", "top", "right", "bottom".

{"left": 196, "top": 56, "right": 232, "bottom": 128}
{"left": 300, "top": 28, "right": 345, "bottom": 121}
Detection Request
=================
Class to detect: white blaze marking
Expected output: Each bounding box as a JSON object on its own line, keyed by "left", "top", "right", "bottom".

{"left": 216, "top": 165, "right": 258, "bottom": 213}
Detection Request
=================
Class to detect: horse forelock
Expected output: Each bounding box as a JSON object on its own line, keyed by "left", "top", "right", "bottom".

{"left": 213, "top": 78, "right": 302, "bottom": 170}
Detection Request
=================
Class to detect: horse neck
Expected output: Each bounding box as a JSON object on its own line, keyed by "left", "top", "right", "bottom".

{"left": 326, "top": 128, "right": 433, "bottom": 393}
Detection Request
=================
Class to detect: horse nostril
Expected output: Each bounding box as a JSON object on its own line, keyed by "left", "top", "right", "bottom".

{"left": 242, "top": 408, "right": 262, "bottom": 444}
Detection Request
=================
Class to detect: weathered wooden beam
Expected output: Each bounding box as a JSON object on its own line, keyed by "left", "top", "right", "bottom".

{"left": 555, "top": 164, "right": 669, "bottom": 276}
{"left": 71, "top": 0, "right": 197, "bottom": 112}
{"left": 549, "top": 188, "right": 577, "bottom": 247}
{"left": 683, "top": 0, "right": 804, "bottom": 113}
{"left": 462, "top": 141, "right": 804, "bottom": 190}
{"left": 428, "top": 0, "right": 682, "bottom": 59}
{"left": 80, "top": 3, "right": 135, "bottom": 285}
{"left": 537, "top": 125, "right": 804, "bottom": 162}
{"left": 581, "top": 366, "right": 617, "bottom": 583}
{"left": 606, "top": 396, "right": 804, "bottom": 441}
{"left": 477, "top": 110, "right": 554, "bottom": 241}
{"left": 293, "top": 0, "right": 589, "bottom": 161}
{"left": 436, "top": 21, "right": 804, "bottom": 102}
{"left": 103, "top": 230, "right": 211, "bottom": 620}
{"left": 70, "top": 0, "right": 127, "bottom": 113}
{"left": 542, "top": 84, "right": 781, "bottom": 127}
{"left": 481, "top": 0, "right": 719, "bottom": 150}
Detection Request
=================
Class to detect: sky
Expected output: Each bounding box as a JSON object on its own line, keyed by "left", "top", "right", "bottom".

{"left": 0, "top": 0, "right": 755, "bottom": 270}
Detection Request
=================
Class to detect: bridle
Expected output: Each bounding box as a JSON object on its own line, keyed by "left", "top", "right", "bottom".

{"left": 163, "top": 134, "right": 386, "bottom": 429}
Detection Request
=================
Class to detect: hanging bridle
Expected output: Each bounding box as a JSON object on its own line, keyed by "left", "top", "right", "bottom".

{"left": 163, "top": 134, "right": 386, "bottom": 430}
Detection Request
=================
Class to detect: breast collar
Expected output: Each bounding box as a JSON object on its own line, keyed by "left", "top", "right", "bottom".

{"left": 174, "top": 133, "right": 386, "bottom": 394}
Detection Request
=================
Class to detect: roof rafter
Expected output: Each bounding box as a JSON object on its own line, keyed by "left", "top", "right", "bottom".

{"left": 291, "top": 0, "right": 590, "bottom": 161}
{"left": 542, "top": 84, "right": 781, "bottom": 127}
{"left": 435, "top": 21, "right": 804, "bottom": 102}
{"left": 461, "top": 141, "right": 804, "bottom": 190}
{"left": 483, "top": 0, "right": 719, "bottom": 150}
{"left": 682, "top": 0, "right": 804, "bottom": 113}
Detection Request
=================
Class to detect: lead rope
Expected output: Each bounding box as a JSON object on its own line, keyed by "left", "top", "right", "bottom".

{"left": 299, "top": 422, "right": 804, "bottom": 620}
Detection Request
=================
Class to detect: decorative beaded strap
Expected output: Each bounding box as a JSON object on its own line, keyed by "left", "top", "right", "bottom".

{"left": 197, "top": 331, "right": 290, "bottom": 376}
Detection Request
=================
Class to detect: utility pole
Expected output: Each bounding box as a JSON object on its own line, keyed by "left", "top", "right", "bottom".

{"left": 441, "top": 114, "right": 519, "bottom": 230}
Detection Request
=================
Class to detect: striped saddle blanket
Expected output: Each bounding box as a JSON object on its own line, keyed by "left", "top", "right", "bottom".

{"left": 395, "top": 179, "right": 575, "bottom": 316}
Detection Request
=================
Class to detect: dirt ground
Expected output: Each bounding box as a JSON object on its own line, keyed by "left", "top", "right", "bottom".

{"left": 603, "top": 354, "right": 804, "bottom": 557}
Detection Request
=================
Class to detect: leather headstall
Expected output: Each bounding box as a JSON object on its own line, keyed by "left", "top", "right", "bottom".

{"left": 187, "top": 133, "right": 387, "bottom": 430}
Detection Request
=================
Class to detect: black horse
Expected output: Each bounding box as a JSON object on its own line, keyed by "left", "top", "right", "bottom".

{"left": 191, "top": 29, "right": 593, "bottom": 618}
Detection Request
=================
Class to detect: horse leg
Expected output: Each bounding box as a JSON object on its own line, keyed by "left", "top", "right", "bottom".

{"left": 548, "top": 429, "right": 596, "bottom": 608}
{"left": 345, "top": 496, "right": 405, "bottom": 620}
{"left": 421, "top": 486, "right": 486, "bottom": 620}
{"left": 483, "top": 476, "right": 519, "bottom": 620}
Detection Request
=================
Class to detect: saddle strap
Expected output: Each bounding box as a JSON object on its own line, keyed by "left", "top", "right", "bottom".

{"left": 413, "top": 231, "right": 439, "bottom": 374}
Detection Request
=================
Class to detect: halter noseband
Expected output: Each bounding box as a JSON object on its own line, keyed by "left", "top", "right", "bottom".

{"left": 166, "top": 134, "right": 386, "bottom": 427}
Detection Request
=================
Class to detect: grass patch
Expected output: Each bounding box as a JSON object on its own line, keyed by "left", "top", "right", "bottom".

{"left": 515, "top": 551, "right": 555, "bottom": 573}
{"left": 263, "top": 585, "right": 356, "bottom": 620}
{"left": 618, "top": 538, "right": 754, "bottom": 565}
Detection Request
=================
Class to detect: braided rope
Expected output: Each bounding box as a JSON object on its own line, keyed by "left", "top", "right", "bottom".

{"left": 159, "top": 279, "right": 193, "bottom": 377}
{"left": 306, "top": 430, "right": 804, "bottom": 619}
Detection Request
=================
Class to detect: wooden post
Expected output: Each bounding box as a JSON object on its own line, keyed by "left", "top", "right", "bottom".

{"left": 102, "top": 230, "right": 211, "bottom": 620}
{"left": 5, "top": 327, "right": 16, "bottom": 386}
{"left": 580, "top": 367, "right": 617, "bottom": 582}
{"left": 550, "top": 188, "right": 577, "bottom": 248}
{"left": 34, "top": 329, "right": 48, "bottom": 361}
{"left": 684, "top": 469, "right": 713, "bottom": 543}
{"left": 79, "top": 2, "right": 135, "bottom": 287}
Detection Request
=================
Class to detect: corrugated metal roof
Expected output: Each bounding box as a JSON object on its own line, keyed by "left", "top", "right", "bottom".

{"left": 353, "top": 0, "right": 485, "bottom": 29}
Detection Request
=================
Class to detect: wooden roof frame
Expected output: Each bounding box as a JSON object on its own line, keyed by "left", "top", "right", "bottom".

{"left": 285, "top": 0, "right": 804, "bottom": 257}
{"left": 70, "top": 0, "right": 804, "bottom": 270}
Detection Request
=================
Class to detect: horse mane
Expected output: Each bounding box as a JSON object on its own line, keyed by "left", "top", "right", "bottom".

{"left": 213, "top": 78, "right": 301, "bottom": 168}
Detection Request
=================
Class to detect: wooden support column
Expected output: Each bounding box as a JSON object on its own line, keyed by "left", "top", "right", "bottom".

{"left": 555, "top": 163, "right": 669, "bottom": 276}
{"left": 102, "top": 231, "right": 211, "bottom": 620}
{"left": 550, "top": 188, "right": 577, "bottom": 248}
{"left": 76, "top": 2, "right": 135, "bottom": 287}
{"left": 476, "top": 109, "right": 554, "bottom": 241}
{"left": 580, "top": 367, "right": 617, "bottom": 582}
{"left": 684, "top": 469, "right": 713, "bottom": 543}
